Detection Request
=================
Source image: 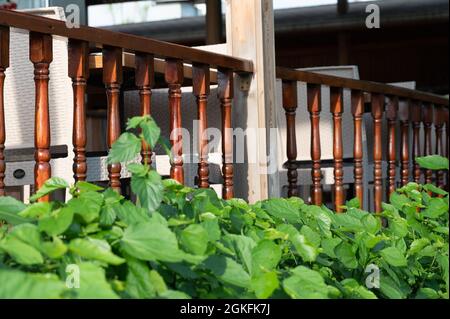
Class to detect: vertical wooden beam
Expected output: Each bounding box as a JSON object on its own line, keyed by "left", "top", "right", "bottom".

{"left": 225, "top": 0, "right": 276, "bottom": 202}
{"left": 218, "top": 68, "right": 234, "bottom": 199}
{"left": 351, "top": 90, "right": 364, "bottom": 208}
{"left": 371, "top": 93, "right": 384, "bottom": 213}
{"left": 193, "top": 63, "right": 210, "bottom": 189}
{"left": 423, "top": 103, "right": 434, "bottom": 185}
{"left": 307, "top": 83, "right": 322, "bottom": 206}
{"left": 434, "top": 105, "right": 445, "bottom": 189}
{"left": 165, "top": 59, "right": 184, "bottom": 184}
{"left": 386, "top": 96, "right": 398, "bottom": 196}
{"left": 331, "top": 87, "right": 344, "bottom": 211}
{"left": 410, "top": 100, "right": 422, "bottom": 183}
{"left": 103, "top": 46, "right": 122, "bottom": 192}
{"left": 399, "top": 100, "right": 410, "bottom": 186}
{"left": 206, "top": 0, "right": 222, "bottom": 45}
{"left": 68, "top": 39, "right": 89, "bottom": 182}
{"left": 282, "top": 80, "right": 298, "bottom": 198}
{"left": 0, "top": 26, "right": 9, "bottom": 196}
{"left": 30, "top": 32, "right": 53, "bottom": 202}
{"left": 135, "top": 53, "right": 154, "bottom": 165}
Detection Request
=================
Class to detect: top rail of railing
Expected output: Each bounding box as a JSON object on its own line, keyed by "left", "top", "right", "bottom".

{"left": 276, "top": 66, "right": 449, "bottom": 106}
{"left": 0, "top": 9, "right": 253, "bottom": 73}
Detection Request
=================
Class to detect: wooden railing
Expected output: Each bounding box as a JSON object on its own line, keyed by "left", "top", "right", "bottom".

{"left": 277, "top": 67, "right": 449, "bottom": 213}
{"left": 0, "top": 9, "right": 253, "bottom": 201}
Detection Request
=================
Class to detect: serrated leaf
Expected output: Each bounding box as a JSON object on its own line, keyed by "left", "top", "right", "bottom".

{"left": 69, "top": 238, "right": 125, "bottom": 265}
{"left": 30, "top": 177, "right": 69, "bottom": 202}
{"left": 108, "top": 132, "right": 141, "bottom": 164}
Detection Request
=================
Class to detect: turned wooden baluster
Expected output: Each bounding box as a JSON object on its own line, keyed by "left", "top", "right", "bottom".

{"left": 103, "top": 46, "right": 123, "bottom": 192}
{"left": 30, "top": 32, "right": 53, "bottom": 201}
{"left": 410, "top": 100, "right": 422, "bottom": 183}
{"left": 193, "top": 64, "right": 210, "bottom": 188}
{"left": 351, "top": 90, "right": 364, "bottom": 208}
{"left": 165, "top": 59, "right": 184, "bottom": 184}
{"left": 135, "top": 53, "right": 154, "bottom": 165}
{"left": 423, "top": 103, "right": 434, "bottom": 185}
{"left": 386, "top": 96, "right": 398, "bottom": 196}
{"left": 68, "top": 40, "right": 89, "bottom": 182}
{"left": 371, "top": 93, "right": 384, "bottom": 213}
{"left": 434, "top": 105, "right": 445, "bottom": 189}
{"left": 330, "top": 87, "right": 344, "bottom": 212}
{"left": 307, "top": 84, "right": 322, "bottom": 206}
{"left": 282, "top": 80, "right": 298, "bottom": 197}
{"left": 0, "top": 26, "right": 8, "bottom": 196}
{"left": 218, "top": 68, "right": 234, "bottom": 199}
{"left": 398, "top": 100, "right": 410, "bottom": 186}
{"left": 445, "top": 108, "right": 450, "bottom": 191}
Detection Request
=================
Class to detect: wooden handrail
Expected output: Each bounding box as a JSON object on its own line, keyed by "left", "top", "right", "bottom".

{"left": 276, "top": 67, "right": 449, "bottom": 106}
{"left": 0, "top": 9, "right": 253, "bottom": 73}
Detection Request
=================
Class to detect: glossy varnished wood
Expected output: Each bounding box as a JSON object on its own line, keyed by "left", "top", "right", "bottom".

{"left": 423, "top": 103, "right": 434, "bottom": 185}
{"left": 410, "top": 100, "right": 422, "bottom": 183}
{"left": 399, "top": 100, "right": 410, "bottom": 186}
{"left": 445, "top": 108, "right": 450, "bottom": 191}
{"left": 103, "top": 46, "right": 123, "bottom": 192}
{"left": 193, "top": 64, "right": 210, "bottom": 189}
{"left": 218, "top": 68, "right": 234, "bottom": 200}
{"left": 135, "top": 53, "right": 154, "bottom": 165}
{"left": 307, "top": 84, "right": 322, "bottom": 206}
{"left": 386, "top": 96, "right": 398, "bottom": 196}
{"left": 0, "top": 26, "right": 8, "bottom": 196}
{"left": 165, "top": 59, "right": 184, "bottom": 184}
{"left": 30, "top": 32, "right": 52, "bottom": 202}
{"left": 282, "top": 80, "right": 298, "bottom": 197}
{"left": 68, "top": 39, "right": 89, "bottom": 182}
{"left": 330, "top": 87, "right": 344, "bottom": 211}
{"left": 371, "top": 93, "right": 384, "bottom": 213}
{"left": 351, "top": 90, "right": 364, "bottom": 208}
{"left": 434, "top": 105, "right": 445, "bottom": 189}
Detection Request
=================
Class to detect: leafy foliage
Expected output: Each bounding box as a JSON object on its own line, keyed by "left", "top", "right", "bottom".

{"left": 0, "top": 116, "right": 448, "bottom": 299}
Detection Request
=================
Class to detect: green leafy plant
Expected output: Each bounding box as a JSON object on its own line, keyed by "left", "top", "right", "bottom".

{"left": 0, "top": 117, "right": 448, "bottom": 299}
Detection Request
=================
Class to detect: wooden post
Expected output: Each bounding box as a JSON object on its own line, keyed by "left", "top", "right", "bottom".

{"left": 68, "top": 39, "right": 89, "bottom": 182}
{"left": 0, "top": 26, "right": 8, "bottom": 196}
{"left": 135, "top": 53, "right": 154, "bottom": 165}
{"left": 386, "top": 96, "right": 398, "bottom": 196}
{"left": 206, "top": 0, "right": 222, "bottom": 45}
{"left": 410, "top": 100, "right": 422, "bottom": 183}
{"left": 399, "top": 100, "right": 410, "bottom": 186}
{"left": 434, "top": 105, "right": 445, "bottom": 189}
{"left": 308, "top": 84, "right": 322, "bottom": 206}
{"left": 225, "top": 0, "right": 276, "bottom": 202}
{"left": 423, "top": 103, "right": 434, "bottom": 185}
{"left": 165, "top": 59, "right": 184, "bottom": 184}
{"left": 30, "top": 32, "right": 53, "bottom": 202}
{"left": 103, "top": 46, "right": 122, "bottom": 192}
{"left": 193, "top": 64, "right": 210, "bottom": 189}
{"left": 371, "top": 93, "right": 384, "bottom": 213}
{"left": 351, "top": 90, "right": 364, "bottom": 208}
{"left": 331, "top": 87, "right": 344, "bottom": 211}
{"left": 282, "top": 80, "right": 298, "bottom": 198}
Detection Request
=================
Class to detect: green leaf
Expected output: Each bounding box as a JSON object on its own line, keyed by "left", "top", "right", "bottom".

{"left": 40, "top": 237, "right": 68, "bottom": 259}
{"left": 131, "top": 170, "right": 164, "bottom": 213}
{"left": 99, "top": 205, "right": 117, "bottom": 227}
{"left": 108, "top": 132, "right": 141, "bottom": 163}
{"left": 68, "top": 191, "right": 103, "bottom": 224}
{"left": 0, "top": 269, "right": 66, "bottom": 298}
{"left": 69, "top": 238, "right": 125, "bottom": 265}
{"left": 415, "top": 288, "right": 440, "bottom": 299}
{"left": 408, "top": 238, "right": 430, "bottom": 255}
{"left": 30, "top": 177, "right": 69, "bottom": 202}
{"left": 416, "top": 155, "right": 449, "bottom": 170}
{"left": 126, "top": 163, "right": 149, "bottom": 177}
{"left": 423, "top": 184, "right": 448, "bottom": 196}
{"left": 251, "top": 240, "right": 282, "bottom": 276}
{"left": 0, "top": 197, "right": 28, "bottom": 225}
{"left": 278, "top": 224, "right": 318, "bottom": 262}
{"left": 283, "top": 266, "right": 336, "bottom": 299}
{"left": 321, "top": 237, "right": 342, "bottom": 258}
{"left": 379, "top": 247, "right": 407, "bottom": 267}
{"left": 18, "top": 202, "right": 52, "bottom": 219}
{"left": 38, "top": 206, "right": 74, "bottom": 236}
{"left": 74, "top": 263, "right": 119, "bottom": 299}
{"left": 251, "top": 271, "right": 279, "bottom": 299}
{"left": 335, "top": 241, "right": 358, "bottom": 269}
{"left": 75, "top": 181, "right": 104, "bottom": 193}
{"left": 203, "top": 255, "right": 251, "bottom": 288}
{"left": 121, "top": 221, "right": 187, "bottom": 263}
{"left": 126, "top": 116, "right": 148, "bottom": 130}
{"left": 340, "top": 279, "right": 377, "bottom": 299}
{"left": 388, "top": 217, "right": 408, "bottom": 238}
{"left": 159, "top": 290, "right": 191, "bottom": 299}
{"left": 201, "top": 218, "right": 221, "bottom": 242}
{"left": 179, "top": 224, "right": 209, "bottom": 255}
{"left": 226, "top": 234, "right": 256, "bottom": 274}
{"left": 140, "top": 117, "right": 161, "bottom": 149}
{"left": 125, "top": 256, "right": 156, "bottom": 299}
{"left": 422, "top": 198, "right": 448, "bottom": 219}
{"left": 262, "top": 198, "right": 300, "bottom": 223}
{"left": 390, "top": 192, "right": 410, "bottom": 210}
{"left": 379, "top": 274, "right": 406, "bottom": 299}
{"left": 9, "top": 223, "right": 42, "bottom": 251}
{"left": 115, "top": 200, "right": 151, "bottom": 226}
{"left": 333, "top": 213, "right": 364, "bottom": 232}
{"left": 0, "top": 237, "right": 43, "bottom": 265}
{"left": 361, "top": 214, "right": 381, "bottom": 234}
